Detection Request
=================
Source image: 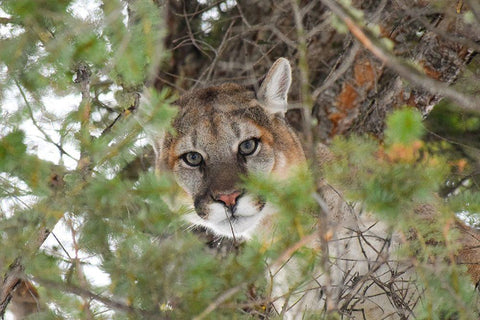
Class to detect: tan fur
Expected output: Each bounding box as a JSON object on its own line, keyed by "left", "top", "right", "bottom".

{"left": 153, "top": 58, "right": 480, "bottom": 319}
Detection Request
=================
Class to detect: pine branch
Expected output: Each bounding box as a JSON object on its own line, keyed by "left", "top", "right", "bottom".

{"left": 15, "top": 80, "right": 78, "bottom": 162}
{"left": 100, "top": 92, "right": 140, "bottom": 137}
{"left": 33, "top": 277, "right": 162, "bottom": 319}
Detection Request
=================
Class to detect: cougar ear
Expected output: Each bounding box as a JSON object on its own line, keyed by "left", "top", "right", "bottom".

{"left": 257, "top": 57, "right": 292, "bottom": 115}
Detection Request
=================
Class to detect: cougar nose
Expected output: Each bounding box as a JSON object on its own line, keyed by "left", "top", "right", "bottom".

{"left": 215, "top": 191, "right": 242, "bottom": 209}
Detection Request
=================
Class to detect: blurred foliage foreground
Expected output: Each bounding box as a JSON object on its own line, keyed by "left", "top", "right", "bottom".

{"left": 0, "top": 0, "right": 479, "bottom": 319}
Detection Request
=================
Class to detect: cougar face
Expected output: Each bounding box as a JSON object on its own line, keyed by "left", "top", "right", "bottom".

{"left": 155, "top": 58, "right": 305, "bottom": 239}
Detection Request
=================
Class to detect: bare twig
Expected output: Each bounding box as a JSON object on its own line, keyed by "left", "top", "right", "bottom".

{"left": 183, "top": 4, "right": 213, "bottom": 60}
{"left": 235, "top": 2, "right": 251, "bottom": 28}
{"left": 290, "top": 0, "right": 316, "bottom": 160}
{"left": 268, "top": 26, "right": 297, "bottom": 49}
{"left": 290, "top": 0, "right": 312, "bottom": 110}
{"left": 312, "top": 42, "right": 360, "bottom": 100}
{"left": 195, "top": 20, "right": 236, "bottom": 87}
{"left": 171, "top": 0, "right": 226, "bottom": 18}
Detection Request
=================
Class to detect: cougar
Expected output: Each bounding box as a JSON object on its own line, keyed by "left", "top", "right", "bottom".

{"left": 153, "top": 58, "right": 480, "bottom": 319}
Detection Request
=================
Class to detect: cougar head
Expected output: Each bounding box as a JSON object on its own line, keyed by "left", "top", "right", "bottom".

{"left": 154, "top": 58, "right": 306, "bottom": 239}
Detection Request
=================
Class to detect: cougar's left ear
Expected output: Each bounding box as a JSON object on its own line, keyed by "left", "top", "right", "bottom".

{"left": 257, "top": 57, "right": 292, "bottom": 115}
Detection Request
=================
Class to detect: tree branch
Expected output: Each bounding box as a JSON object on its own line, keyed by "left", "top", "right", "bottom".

{"left": 100, "top": 92, "right": 140, "bottom": 137}
{"left": 33, "top": 277, "right": 161, "bottom": 319}
{"left": 320, "top": 0, "right": 479, "bottom": 113}
{"left": 75, "top": 63, "right": 93, "bottom": 174}
{"left": 0, "top": 17, "right": 12, "bottom": 24}
{"left": 0, "top": 260, "right": 23, "bottom": 318}
{"left": 0, "top": 229, "right": 50, "bottom": 318}
{"left": 15, "top": 80, "right": 78, "bottom": 162}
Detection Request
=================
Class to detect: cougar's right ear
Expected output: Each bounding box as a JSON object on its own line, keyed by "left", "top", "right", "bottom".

{"left": 257, "top": 58, "right": 292, "bottom": 115}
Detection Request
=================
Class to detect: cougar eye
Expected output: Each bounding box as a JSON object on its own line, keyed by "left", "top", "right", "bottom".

{"left": 182, "top": 152, "right": 203, "bottom": 167}
{"left": 238, "top": 138, "right": 259, "bottom": 156}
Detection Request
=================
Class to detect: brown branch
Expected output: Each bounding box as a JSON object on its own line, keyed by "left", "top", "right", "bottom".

{"left": 0, "top": 228, "right": 50, "bottom": 318}
{"left": 183, "top": 4, "right": 213, "bottom": 60}
{"left": 75, "top": 63, "right": 93, "bottom": 174}
{"left": 320, "top": 0, "right": 479, "bottom": 113}
{"left": 0, "top": 260, "right": 23, "bottom": 318}
{"left": 0, "top": 17, "right": 12, "bottom": 24}
{"left": 312, "top": 41, "right": 360, "bottom": 100}
{"left": 195, "top": 20, "right": 236, "bottom": 87}
{"left": 312, "top": 0, "right": 387, "bottom": 101}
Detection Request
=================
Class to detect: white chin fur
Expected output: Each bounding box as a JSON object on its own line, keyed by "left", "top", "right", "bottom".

{"left": 185, "top": 196, "right": 274, "bottom": 240}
